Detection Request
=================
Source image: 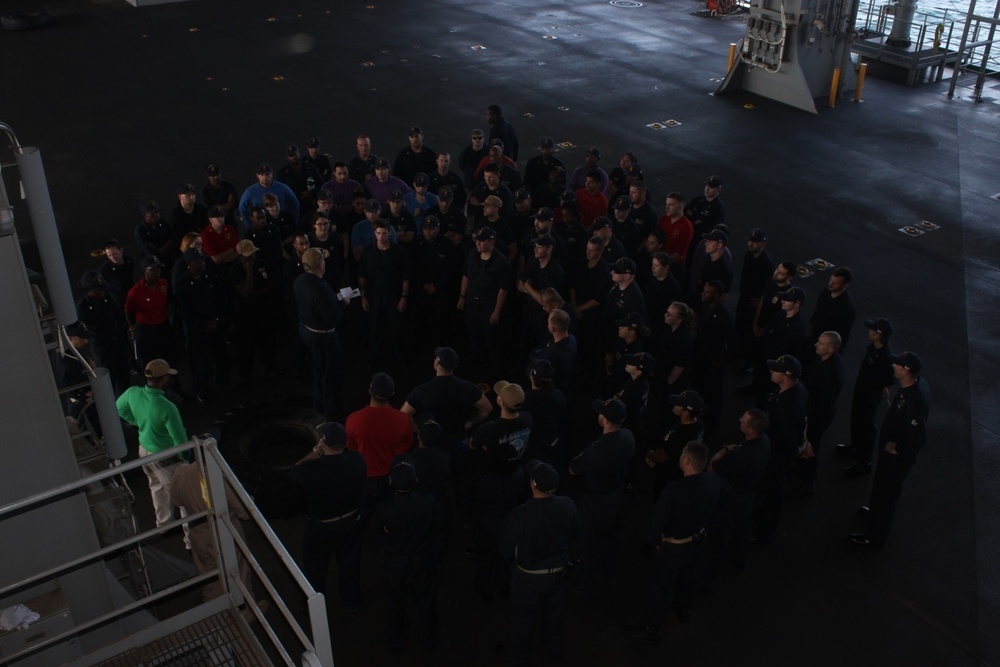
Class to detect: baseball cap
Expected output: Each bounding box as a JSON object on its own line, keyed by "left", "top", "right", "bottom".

{"left": 592, "top": 398, "right": 627, "bottom": 424}
{"left": 534, "top": 233, "right": 555, "bottom": 248}
{"left": 616, "top": 312, "right": 647, "bottom": 329}
{"left": 591, "top": 216, "right": 611, "bottom": 230}
{"left": 176, "top": 183, "right": 196, "bottom": 195}
{"left": 514, "top": 188, "right": 530, "bottom": 203}
{"left": 144, "top": 359, "right": 178, "bottom": 378}
{"left": 321, "top": 422, "right": 348, "bottom": 449}
{"left": 612, "top": 257, "right": 637, "bottom": 275}
{"left": 613, "top": 196, "right": 631, "bottom": 211}
{"left": 747, "top": 228, "right": 767, "bottom": 242}
{"left": 540, "top": 137, "right": 555, "bottom": 149}
{"left": 316, "top": 189, "right": 333, "bottom": 202}
{"left": 79, "top": 270, "right": 103, "bottom": 290}
{"left": 140, "top": 200, "right": 160, "bottom": 215}
{"left": 205, "top": 163, "right": 221, "bottom": 176}
{"left": 434, "top": 346, "right": 459, "bottom": 371}
{"left": 706, "top": 175, "right": 723, "bottom": 187}
{"left": 703, "top": 229, "right": 728, "bottom": 244}
{"left": 256, "top": 162, "right": 273, "bottom": 174}
{"left": 287, "top": 145, "right": 300, "bottom": 157}
{"left": 437, "top": 185, "right": 454, "bottom": 201}
{"left": 527, "top": 357, "right": 555, "bottom": 381}
{"left": 364, "top": 198, "right": 381, "bottom": 213}
{"left": 414, "top": 172, "right": 429, "bottom": 187}
{"left": 183, "top": 247, "right": 209, "bottom": 263}
{"left": 586, "top": 146, "right": 601, "bottom": 158}
{"left": 889, "top": 351, "right": 922, "bottom": 374}
{"left": 418, "top": 420, "right": 443, "bottom": 447}
{"left": 779, "top": 287, "right": 806, "bottom": 304}
{"left": 370, "top": 372, "right": 395, "bottom": 400}
{"left": 767, "top": 354, "right": 803, "bottom": 377}
{"left": 306, "top": 135, "right": 321, "bottom": 148}
{"left": 534, "top": 207, "right": 554, "bottom": 222}
{"left": 423, "top": 215, "right": 440, "bottom": 229}
{"left": 301, "top": 247, "right": 330, "bottom": 271}
{"left": 389, "top": 189, "right": 404, "bottom": 202}
{"left": 375, "top": 157, "right": 391, "bottom": 169}
{"left": 208, "top": 205, "right": 226, "bottom": 218}
{"left": 526, "top": 459, "right": 559, "bottom": 493}
{"left": 140, "top": 255, "right": 163, "bottom": 270}
{"left": 64, "top": 321, "right": 94, "bottom": 339}
{"left": 864, "top": 317, "right": 893, "bottom": 336}
{"left": 390, "top": 459, "right": 418, "bottom": 491}
{"left": 669, "top": 390, "right": 705, "bottom": 412}
{"left": 493, "top": 380, "right": 525, "bottom": 410}
{"left": 474, "top": 227, "right": 497, "bottom": 241}
{"left": 624, "top": 352, "right": 655, "bottom": 373}
{"left": 236, "top": 240, "right": 259, "bottom": 257}
{"left": 408, "top": 125, "right": 423, "bottom": 136}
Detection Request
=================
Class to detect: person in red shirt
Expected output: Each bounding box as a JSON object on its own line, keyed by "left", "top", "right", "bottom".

{"left": 657, "top": 192, "right": 693, "bottom": 267}
{"left": 125, "top": 255, "right": 176, "bottom": 380}
{"left": 200, "top": 205, "right": 239, "bottom": 267}
{"left": 345, "top": 372, "right": 415, "bottom": 524}
{"left": 575, "top": 171, "right": 610, "bottom": 229}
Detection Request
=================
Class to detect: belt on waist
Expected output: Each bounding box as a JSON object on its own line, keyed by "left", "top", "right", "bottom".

{"left": 517, "top": 564, "right": 565, "bottom": 575}
{"left": 304, "top": 324, "right": 337, "bottom": 334}
{"left": 318, "top": 509, "right": 358, "bottom": 523}
{"left": 662, "top": 534, "right": 696, "bottom": 545}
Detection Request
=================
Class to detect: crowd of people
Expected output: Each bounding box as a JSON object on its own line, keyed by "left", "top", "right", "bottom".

{"left": 53, "top": 104, "right": 931, "bottom": 665}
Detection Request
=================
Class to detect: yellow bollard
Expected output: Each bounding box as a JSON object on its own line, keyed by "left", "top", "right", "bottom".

{"left": 727, "top": 43, "right": 737, "bottom": 71}
{"left": 854, "top": 63, "right": 868, "bottom": 102}
{"left": 828, "top": 67, "right": 841, "bottom": 108}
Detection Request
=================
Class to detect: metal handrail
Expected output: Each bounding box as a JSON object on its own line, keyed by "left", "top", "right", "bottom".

{"left": 0, "top": 438, "right": 335, "bottom": 667}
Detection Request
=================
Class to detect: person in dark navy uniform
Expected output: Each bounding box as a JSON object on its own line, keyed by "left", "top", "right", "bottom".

{"left": 294, "top": 247, "right": 349, "bottom": 420}
{"left": 54, "top": 322, "right": 97, "bottom": 422}
{"left": 791, "top": 331, "right": 845, "bottom": 496}
{"left": 471, "top": 440, "right": 525, "bottom": 601}
{"left": 841, "top": 318, "right": 895, "bottom": 475}
{"left": 374, "top": 458, "right": 440, "bottom": 656}
{"left": 569, "top": 399, "right": 635, "bottom": 600}
{"left": 201, "top": 163, "right": 240, "bottom": 228}
{"left": 98, "top": 239, "right": 135, "bottom": 308}
{"left": 175, "top": 247, "right": 232, "bottom": 403}
{"left": 229, "top": 240, "right": 281, "bottom": 388}
{"left": 292, "top": 423, "right": 366, "bottom": 612}
{"left": 408, "top": 421, "right": 452, "bottom": 586}
{"left": 753, "top": 355, "right": 808, "bottom": 544}
{"left": 626, "top": 441, "right": 722, "bottom": 645}
{"left": 807, "top": 265, "right": 856, "bottom": 354}
{"left": 497, "top": 460, "right": 581, "bottom": 666}
{"left": 709, "top": 408, "right": 771, "bottom": 572}
{"left": 735, "top": 228, "right": 774, "bottom": 370}
{"left": 358, "top": 220, "right": 410, "bottom": 367}
{"left": 693, "top": 280, "right": 737, "bottom": 434}
{"left": 303, "top": 135, "right": 332, "bottom": 182}
{"left": 517, "top": 233, "right": 565, "bottom": 355}
{"left": 134, "top": 200, "right": 177, "bottom": 264}
{"left": 458, "top": 226, "right": 512, "bottom": 370}
{"left": 412, "top": 216, "right": 461, "bottom": 350}
{"left": 76, "top": 270, "right": 130, "bottom": 395}
{"left": 851, "top": 352, "right": 930, "bottom": 547}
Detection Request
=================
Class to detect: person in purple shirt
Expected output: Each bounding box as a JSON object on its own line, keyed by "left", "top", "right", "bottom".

{"left": 363, "top": 158, "right": 412, "bottom": 209}
{"left": 239, "top": 162, "right": 300, "bottom": 232}
{"left": 568, "top": 147, "right": 609, "bottom": 194}
{"left": 322, "top": 161, "right": 363, "bottom": 216}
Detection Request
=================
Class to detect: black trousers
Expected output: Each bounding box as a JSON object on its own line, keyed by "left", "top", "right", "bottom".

{"left": 577, "top": 491, "right": 626, "bottom": 596}
{"left": 234, "top": 307, "right": 277, "bottom": 384}
{"left": 508, "top": 568, "right": 567, "bottom": 666}
{"left": 364, "top": 296, "right": 404, "bottom": 364}
{"left": 867, "top": 450, "right": 917, "bottom": 543}
{"left": 185, "top": 325, "right": 229, "bottom": 395}
{"left": 646, "top": 541, "right": 699, "bottom": 626}
{"left": 384, "top": 553, "right": 437, "bottom": 654}
{"left": 850, "top": 389, "right": 882, "bottom": 466}
{"left": 301, "top": 514, "right": 361, "bottom": 608}
{"left": 299, "top": 325, "right": 344, "bottom": 420}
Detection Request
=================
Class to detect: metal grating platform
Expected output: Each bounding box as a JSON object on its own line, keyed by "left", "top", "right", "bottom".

{"left": 93, "top": 609, "right": 270, "bottom": 667}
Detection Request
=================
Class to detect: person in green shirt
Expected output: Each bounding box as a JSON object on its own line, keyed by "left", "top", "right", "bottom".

{"left": 117, "top": 359, "right": 189, "bottom": 527}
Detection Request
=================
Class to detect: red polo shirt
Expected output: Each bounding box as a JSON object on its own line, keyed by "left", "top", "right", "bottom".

{"left": 657, "top": 214, "right": 693, "bottom": 264}
{"left": 345, "top": 405, "right": 414, "bottom": 477}
{"left": 125, "top": 278, "right": 170, "bottom": 325}
{"left": 200, "top": 223, "right": 238, "bottom": 258}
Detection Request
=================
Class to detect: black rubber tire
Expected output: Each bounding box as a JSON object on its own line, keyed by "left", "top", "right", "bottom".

{"left": 220, "top": 397, "right": 324, "bottom": 518}
{"left": 2, "top": 10, "right": 52, "bottom": 31}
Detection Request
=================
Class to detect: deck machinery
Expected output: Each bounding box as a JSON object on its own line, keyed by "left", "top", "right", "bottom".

{"left": 717, "top": 0, "right": 863, "bottom": 112}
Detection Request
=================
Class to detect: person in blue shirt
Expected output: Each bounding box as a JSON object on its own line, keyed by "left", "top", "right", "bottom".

{"left": 238, "top": 162, "right": 300, "bottom": 232}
